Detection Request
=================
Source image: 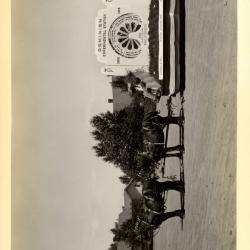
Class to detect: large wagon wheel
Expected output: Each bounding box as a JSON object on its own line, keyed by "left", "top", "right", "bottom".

{"left": 108, "top": 13, "right": 143, "bottom": 58}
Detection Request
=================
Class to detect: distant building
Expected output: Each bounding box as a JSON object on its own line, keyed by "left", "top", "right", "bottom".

{"left": 116, "top": 179, "right": 143, "bottom": 250}
{"left": 107, "top": 75, "right": 133, "bottom": 111}
{"left": 111, "top": 86, "right": 133, "bottom": 111}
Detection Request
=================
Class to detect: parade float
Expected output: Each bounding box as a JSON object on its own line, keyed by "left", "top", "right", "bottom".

{"left": 95, "top": 0, "right": 185, "bottom": 96}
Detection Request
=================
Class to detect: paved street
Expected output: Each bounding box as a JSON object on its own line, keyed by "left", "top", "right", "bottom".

{"left": 154, "top": 0, "right": 236, "bottom": 249}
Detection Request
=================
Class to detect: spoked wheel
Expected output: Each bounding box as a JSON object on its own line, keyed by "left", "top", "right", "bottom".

{"left": 108, "top": 13, "right": 143, "bottom": 58}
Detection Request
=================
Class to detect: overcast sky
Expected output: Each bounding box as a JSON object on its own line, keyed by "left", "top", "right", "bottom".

{"left": 12, "top": 1, "right": 124, "bottom": 249}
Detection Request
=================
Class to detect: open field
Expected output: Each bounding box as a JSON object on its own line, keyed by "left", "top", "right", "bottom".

{"left": 154, "top": 0, "right": 236, "bottom": 249}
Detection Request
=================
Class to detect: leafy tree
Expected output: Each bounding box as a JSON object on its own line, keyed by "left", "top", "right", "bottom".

{"left": 111, "top": 76, "right": 128, "bottom": 92}
{"left": 108, "top": 243, "right": 117, "bottom": 250}
{"left": 131, "top": 198, "right": 145, "bottom": 219}
{"left": 111, "top": 218, "right": 151, "bottom": 247}
{"left": 111, "top": 73, "right": 142, "bottom": 93}
{"left": 90, "top": 104, "right": 144, "bottom": 177}
{"left": 119, "top": 175, "right": 131, "bottom": 185}
{"left": 110, "top": 199, "right": 152, "bottom": 247}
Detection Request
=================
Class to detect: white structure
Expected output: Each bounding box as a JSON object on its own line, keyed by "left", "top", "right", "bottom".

{"left": 95, "top": 0, "right": 151, "bottom": 76}
{"left": 95, "top": 0, "right": 183, "bottom": 95}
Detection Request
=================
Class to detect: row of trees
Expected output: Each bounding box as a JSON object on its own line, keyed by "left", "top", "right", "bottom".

{"left": 90, "top": 79, "right": 154, "bottom": 249}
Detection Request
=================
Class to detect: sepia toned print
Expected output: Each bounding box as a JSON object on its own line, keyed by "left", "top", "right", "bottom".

{"left": 11, "top": 0, "right": 236, "bottom": 250}
{"left": 92, "top": 0, "right": 236, "bottom": 249}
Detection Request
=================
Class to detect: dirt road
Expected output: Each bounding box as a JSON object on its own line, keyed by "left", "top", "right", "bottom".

{"left": 154, "top": 0, "right": 236, "bottom": 249}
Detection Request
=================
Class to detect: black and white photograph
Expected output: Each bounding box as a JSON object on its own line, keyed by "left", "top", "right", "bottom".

{"left": 1, "top": 0, "right": 240, "bottom": 249}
